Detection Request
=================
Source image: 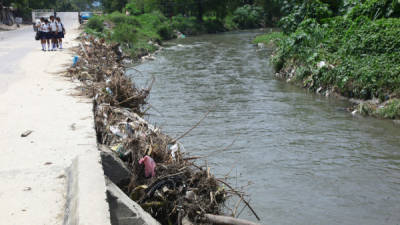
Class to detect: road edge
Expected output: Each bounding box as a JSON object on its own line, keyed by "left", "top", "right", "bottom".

{"left": 64, "top": 152, "right": 111, "bottom": 225}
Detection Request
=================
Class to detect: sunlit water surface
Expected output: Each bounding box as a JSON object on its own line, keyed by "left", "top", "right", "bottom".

{"left": 128, "top": 30, "right": 400, "bottom": 225}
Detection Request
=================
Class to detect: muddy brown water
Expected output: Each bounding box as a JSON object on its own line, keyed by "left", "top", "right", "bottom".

{"left": 128, "top": 30, "right": 400, "bottom": 225}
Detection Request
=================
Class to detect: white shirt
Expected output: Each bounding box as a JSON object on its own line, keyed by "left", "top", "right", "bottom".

{"left": 56, "top": 22, "right": 63, "bottom": 32}
{"left": 49, "top": 21, "right": 57, "bottom": 32}
{"left": 40, "top": 23, "right": 49, "bottom": 32}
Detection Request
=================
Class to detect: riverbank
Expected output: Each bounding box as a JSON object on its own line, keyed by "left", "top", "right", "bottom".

{"left": 253, "top": 6, "right": 400, "bottom": 120}
{"left": 83, "top": 3, "right": 273, "bottom": 60}
{"left": 84, "top": 11, "right": 231, "bottom": 59}
{"left": 69, "top": 33, "right": 261, "bottom": 224}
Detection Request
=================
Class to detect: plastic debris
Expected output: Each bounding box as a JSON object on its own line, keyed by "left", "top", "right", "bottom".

{"left": 139, "top": 156, "right": 156, "bottom": 178}
{"left": 105, "top": 87, "right": 113, "bottom": 95}
{"left": 317, "top": 61, "right": 326, "bottom": 69}
{"left": 72, "top": 56, "right": 79, "bottom": 66}
{"left": 66, "top": 35, "right": 233, "bottom": 225}
{"left": 109, "top": 126, "right": 127, "bottom": 139}
{"left": 111, "top": 143, "right": 125, "bottom": 156}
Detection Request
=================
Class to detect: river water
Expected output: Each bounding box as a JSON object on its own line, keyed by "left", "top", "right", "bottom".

{"left": 128, "top": 30, "right": 400, "bottom": 225}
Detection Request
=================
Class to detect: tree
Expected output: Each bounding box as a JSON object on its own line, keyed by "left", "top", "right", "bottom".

{"left": 101, "top": 0, "right": 128, "bottom": 12}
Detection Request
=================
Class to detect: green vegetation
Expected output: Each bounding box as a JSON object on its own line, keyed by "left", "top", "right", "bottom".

{"left": 252, "top": 31, "right": 284, "bottom": 46}
{"left": 232, "top": 4, "right": 264, "bottom": 29}
{"left": 254, "top": 0, "right": 400, "bottom": 119}
{"left": 86, "top": 11, "right": 168, "bottom": 58}
{"left": 86, "top": 10, "right": 228, "bottom": 57}
{"left": 101, "top": 0, "right": 284, "bottom": 26}
{"left": 377, "top": 99, "right": 400, "bottom": 119}
{"left": 85, "top": 0, "right": 287, "bottom": 58}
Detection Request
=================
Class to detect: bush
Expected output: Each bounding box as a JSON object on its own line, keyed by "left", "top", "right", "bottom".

{"left": 320, "top": 0, "right": 342, "bottom": 13}
{"left": 377, "top": 99, "right": 400, "bottom": 119}
{"left": 272, "top": 13, "right": 400, "bottom": 100}
{"left": 348, "top": 0, "right": 400, "bottom": 19}
{"left": 252, "top": 31, "right": 285, "bottom": 45}
{"left": 111, "top": 23, "right": 137, "bottom": 47}
{"left": 223, "top": 14, "right": 238, "bottom": 30}
{"left": 125, "top": 2, "right": 142, "bottom": 15}
{"left": 341, "top": 17, "right": 400, "bottom": 55}
{"left": 157, "top": 24, "right": 175, "bottom": 40}
{"left": 171, "top": 15, "right": 204, "bottom": 35}
{"left": 135, "top": 11, "right": 169, "bottom": 42}
{"left": 203, "top": 17, "right": 225, "bottom": 33}
{"left": 232, "top": 4, "right": 263, "bottom": 29}
{"left": 279, "top": 0, "right": 333, "bottom": 34}
{"left": 87, "top": 16, "right": 105, "bottom": 32}
{"left": 106, "top": 12, "right": 140, "bottom": 26}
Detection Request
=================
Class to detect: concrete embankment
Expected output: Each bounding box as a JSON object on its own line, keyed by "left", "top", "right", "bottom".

{"left": 0, "top": 13, "right": 111, "bottom": 225}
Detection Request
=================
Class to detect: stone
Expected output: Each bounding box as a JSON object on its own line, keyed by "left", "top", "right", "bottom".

{"left": 99, "top": 144, "right": 131, "bottom": 186}
{"left": 106, "top": 179, "right": 160, "bottom": 225}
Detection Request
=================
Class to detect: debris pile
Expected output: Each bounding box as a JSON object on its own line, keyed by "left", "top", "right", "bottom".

{"left": 66, "top": 34, "right": 234, "bottom": 224}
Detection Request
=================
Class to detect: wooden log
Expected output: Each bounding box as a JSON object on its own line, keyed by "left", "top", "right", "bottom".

{"left": 204, "top": 214, "right": 261, "bottom": 225}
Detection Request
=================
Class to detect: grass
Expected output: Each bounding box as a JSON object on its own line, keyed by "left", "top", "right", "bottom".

{"left": 252, "top": 31, "right": 285, "bottom": 45}
{"left": 377, "top": 99, "right": 400, "bottom": 119}
{"left": 253, "top": 15, "right": 400, "bottom": 119}
{"left": 85, "top": 11, "right": 239, "bottom": 58}
{"left": 85, "top": 11, "right": 170, "bottom": 58}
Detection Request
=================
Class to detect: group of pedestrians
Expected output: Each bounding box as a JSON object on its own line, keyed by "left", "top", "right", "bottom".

{"left": 36, "top": 15, "right": 65, "bottom": 51}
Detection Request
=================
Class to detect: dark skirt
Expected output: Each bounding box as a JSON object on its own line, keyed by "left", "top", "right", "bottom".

{"left": 49, "top": 32, "right": 57, "bottom": 39}
{"left": 56, "top": 32, "right": 64, "bottom": 39}
{"left": 43, "top": 32, "right": 52, "bottom": 39}
{"left": 39, "top": 31, "right": 48, "bottom": 40}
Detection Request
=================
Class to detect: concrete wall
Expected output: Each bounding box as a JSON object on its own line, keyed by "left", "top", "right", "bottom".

{"left": 31, "top": 12, "right": 79, "bottom": 29}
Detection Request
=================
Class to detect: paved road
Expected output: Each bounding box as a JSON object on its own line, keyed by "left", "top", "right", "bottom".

{"left": 0, "top": 26, "right": 35, "bottom": 93}
{"left": 0, "top": 12, "right": 79, "bottom": 94}
{"left": 0, "top": 13, "right": 110, "bottom": 225}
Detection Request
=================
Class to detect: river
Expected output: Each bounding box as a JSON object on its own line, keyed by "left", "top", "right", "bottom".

{"left": 128, "top": 30, "right": 400, "bottom": 225}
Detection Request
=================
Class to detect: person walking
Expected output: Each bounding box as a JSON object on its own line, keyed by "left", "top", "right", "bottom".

{"left": 56, "top": 17, "right": 65, "bottom": 49}
{"left": 36, "top": 17, "right": 49, "bottom": 51}
{"left": 49, "top": 16, "right": 58, "bottom": 51}
{"left": 35, "top": 18, "right": 44, "bottom": 51}
{"left": 44, "top": 19, "right": 51, "bottom": 51}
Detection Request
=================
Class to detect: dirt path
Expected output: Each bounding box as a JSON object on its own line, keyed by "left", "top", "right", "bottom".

{"left": 0, "top": 13, "right": 110, "bottom": 225}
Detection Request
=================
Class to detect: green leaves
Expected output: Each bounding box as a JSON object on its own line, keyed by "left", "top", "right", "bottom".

{"left": 278, "top": 0, "right": 333, "bottom": 33}
{"left": 347, "top": 0, "right": 400, "bottom": 19}
{"left": 232, "top": 4, "right": 264, "bottom": 29}
{"left": 270, "top": 2, "right": 400, "bottom": 101}
{"left": 86, "top": 15, "right": 105, "bottom": 32}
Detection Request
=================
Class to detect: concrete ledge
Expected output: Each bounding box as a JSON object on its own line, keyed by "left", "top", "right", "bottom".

{"left": 64, "top": 153, "right": 111, "bottom": 225}
{"left": 99, "top": 144, "right": 132, "bottom": 187}
{"left": 106, "top": 178, "right": 160, "bottom": 225}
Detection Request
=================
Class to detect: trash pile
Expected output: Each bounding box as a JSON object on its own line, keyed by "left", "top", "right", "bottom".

{"left": 66, "top": 34, "right": 231, "bottom": 224}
